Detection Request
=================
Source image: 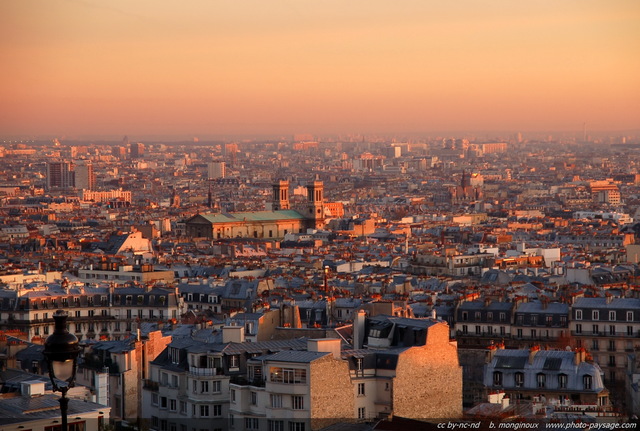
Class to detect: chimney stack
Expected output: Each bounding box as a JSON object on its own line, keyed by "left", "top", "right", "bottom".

{"left": 529, "top": 345, "right": 540, "bottom": 364}
{"left": 353, "top": 309, "right": 366, "bottom": 350}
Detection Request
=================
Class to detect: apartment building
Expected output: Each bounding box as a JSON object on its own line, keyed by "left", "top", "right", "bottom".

{"left": 142, "top": 327, "right": 308, "bottom": 431}
{"left": 570, "top": 297, "right": 640, "bottom": 389}
{"left": 484, "top": 346, "right": 609, "bottom": 407}
{"left": 0, "top": 284, "right": 183, "bottom": 341}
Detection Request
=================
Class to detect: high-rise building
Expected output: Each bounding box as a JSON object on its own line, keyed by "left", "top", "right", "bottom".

{"left": 74, "top": 160, "right": 96, "bottom": 190}
{"left": 112, "top": 146, "right": 127, "bottom": 160}
{"left": 130, "top": 142, "right": 145, "bottom": 158}
{"left": 46, "top": 161, "right": 75, "bottom": 190}
{"left": 207, "top": 161, "right": 226, "bottom": 179}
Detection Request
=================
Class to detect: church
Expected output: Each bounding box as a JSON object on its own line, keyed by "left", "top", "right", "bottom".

{"left": 184, "top": 179, "right": 326, "bottom": 239}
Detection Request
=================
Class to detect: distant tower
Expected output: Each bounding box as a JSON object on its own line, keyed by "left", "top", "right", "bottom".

{"left": 74, "top": 160, "right": 95, "bottom": 190}
{"left": 130, "top": 142, "right": 145, "bottom": 158}
{"left": 46, "top": 161, "right": 75, "bottom": 190}
{"left": 272, "top": 180, "right": 290, "bottom": 210}
{"left": 461, "top": 170, "right": 471, "bottom": 189}
{"left": 170, "top": 188, "right": 181, "bottom": 208}
{"left": 306, "top": 178, "right": 325, "bottom": 228}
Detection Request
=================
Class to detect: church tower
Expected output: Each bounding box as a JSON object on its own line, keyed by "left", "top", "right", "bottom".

{"left": 306, "top": 178, "right": 325, "bottom": 228}
{"left": 272, "top": 180, "right": 290, "bottom": 210}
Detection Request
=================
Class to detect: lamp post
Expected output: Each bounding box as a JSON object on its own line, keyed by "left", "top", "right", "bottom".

{"left": 43, "top": 310, "right": 80, "bottom": 431}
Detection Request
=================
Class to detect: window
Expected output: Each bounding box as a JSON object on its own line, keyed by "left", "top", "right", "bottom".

{"left": 160, "top": 396, "right": 167, "bottom": 409}
{"left": 592, "top": 340, "right": 599, "bottom": 351}
{"left": 609, "top": 311, "right": 616, "bottom": 321}
{"left": 628, "top": 326, "right": 634, "bottom": 336}
{"left": 169, "top": 348, "right": 180, "bottom": 364}
{"left": 593, "top": 310, "right": 599, "bottom": 320}
{"left": 251, "top": 391, "right": 258, "bottom": 405}
{"left": 609, "top": 325, "right": 616, "bottom": 336}
{"left": 576, "top": 310, "right": 582, "bottom": 320}
{"left": 531, "top": 314, "right": 538, "bottom": 325}
{"left": 545, "top": 315, "right": 553, "bottom": 326}
{"left": 171, "top": 375, "right": 178, "bottom": 388}
{"left": 200, "top": 405, "right": 209, "bottom": 417}
{"left": 270, "top": 367, "right": 306, "bottom": 384}
{"left": 213, "top": 404, "right": 222, "bottom": 417}
{"left": 487, "top": 312, "right": 493, "bottom": 322}
{"left": 515, "top": 372, "right": 524, "bottom": 388}
{"left": 358, "top": 407, "right": 366, "bottom": 419}
{"left": 289, "top": 422, "right": 305, "bottom": 431}
{"left": 192, "top": 379, "right": 197, "bottom": 393}
{"left": 271, "top": 393, "right": 283, "bottom": 408}
{"left": 536, "top": 373, "right": 546, "bottom": 388}
{"left": 462, "top": 325, "right": 468, "bottom": 335}
{"left": 292, "top": 395, "right": 304, "bottom": 410}
{"left": 493, "top": 371, "right": 502, "bottom": 386}
{"left": 500, "top": 326, "right": 505, "bottom": 336}
{"left": 531, "top": 329, "right": 537, "bottom": 339}
{"left": 228, "top": 355, "right": 239, "bottom": 369}
{"left": 475, "top": 325, "right": 481, "bottom": 335}
{"left": 152, "top": 393, "right": 159, "bottom": 406}
{"left": 583, "top": 374, "right": 593, "bottom": 390}
{"left": 560, "top": 316, "right": 567, "bottom": 326}
{"left": 517, "top": 329, "right": 523, "bottom": 338}
{"left": 627, "top": 311, "right": 634, "bottom": 322}
{"left": 169, "top": 399, "right": 177, "bottom": 412}
{"left": 180, "top": 401, "right": 187, "bottom": 415}
{"left": 474, "top": 312, "right": 481, "bottom": 321}
{"left": 245, "top": 418, "right": 260, "bottom": 430}
{"left": 593, "top": 324, "right": 599, "bottom": 335}
{"left": 499, "top": 312, "right": 506, "bottom": 323}
{"left": 609, "top": 355, "right": 616, "bottom": 367}
{"left": 212, "top": 380, "right": 221, "bottom": 393}
{"left": 558, "top": 374, "right": 567, "bottom": 389}
{"left": 268, "top": 420, "right": 284, "bottom": 431}
{"left": 516, "top": 315, "right": 524, "bottom": 325}
{"left": 576, "top": 324, "right": 582, "bottom": 334}
{"left": 609, "top": 340, "right": 616, "bottom": 351}
{"left": 231, "top": 389, "right": 236, "bottom": 403}
{"left": 462, "top": 311, "right": 468, "bottom": 321}
{"left": 201, "top": 381, "right": 209, "bottom": 393}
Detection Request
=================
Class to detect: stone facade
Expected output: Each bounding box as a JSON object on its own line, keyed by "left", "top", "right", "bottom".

{"left": 309, "top": 355, "right": 355, "bottom": 430}
{"left": 392, "top": 323, "right": 462, "bottom": 419}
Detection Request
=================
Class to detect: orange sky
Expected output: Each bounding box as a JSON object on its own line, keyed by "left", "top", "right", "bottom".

{"left": 1, "top": 0, "right": 639, "bottom": 138}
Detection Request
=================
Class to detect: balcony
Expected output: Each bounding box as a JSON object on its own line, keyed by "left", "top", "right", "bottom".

{"left": 188, "top": 366, "right": 221, "bottom": 377}
{"left": 143, "top": 379, "right": 159, "bottom": 391}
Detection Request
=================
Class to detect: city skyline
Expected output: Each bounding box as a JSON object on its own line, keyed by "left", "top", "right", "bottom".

{"left": 1, "top": 0, "right": 639, "bottom": 139}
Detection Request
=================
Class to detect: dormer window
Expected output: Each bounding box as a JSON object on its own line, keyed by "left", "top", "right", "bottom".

{"left": 169, "top": 347, "right": 180, "bottom": 364}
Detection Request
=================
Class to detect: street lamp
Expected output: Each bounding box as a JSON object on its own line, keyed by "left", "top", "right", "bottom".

{"left": 43, "top": 310, "right": 80, "bottom": 431}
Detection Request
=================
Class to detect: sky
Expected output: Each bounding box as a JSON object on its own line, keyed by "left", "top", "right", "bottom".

{"left": 1, "top": 0, "right": 639, "bottom": 139}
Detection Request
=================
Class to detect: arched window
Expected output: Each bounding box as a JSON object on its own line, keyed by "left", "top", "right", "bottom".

{"left": 493, "top": 371, "right": 503, "bottom": 386}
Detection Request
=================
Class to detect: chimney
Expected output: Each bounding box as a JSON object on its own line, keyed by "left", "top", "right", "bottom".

{"left": 430, "top": 308, "right": 437, "bottom": 320}
{"left": 529, "top": 345, "right": 540, "bottom": 364}
{"left": 222, "top": 326, "right": 245, "bottom": 343}
{"left": 353, "top": 309, "right": 366, "bottom": 350}
{"left": 574, "top": 348, "right": 585, "bottom": 365}
{"left": 307, "top": 338, "right": 341, "bottom": 359}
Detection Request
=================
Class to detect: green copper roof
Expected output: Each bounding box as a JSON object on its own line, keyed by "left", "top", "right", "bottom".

{"left": 199, "top": 210, "right": 307, "bottom": 224}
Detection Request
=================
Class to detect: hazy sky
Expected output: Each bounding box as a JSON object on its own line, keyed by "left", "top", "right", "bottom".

{"left": 1, "top": 0, "right": 639, "bottom": 138}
